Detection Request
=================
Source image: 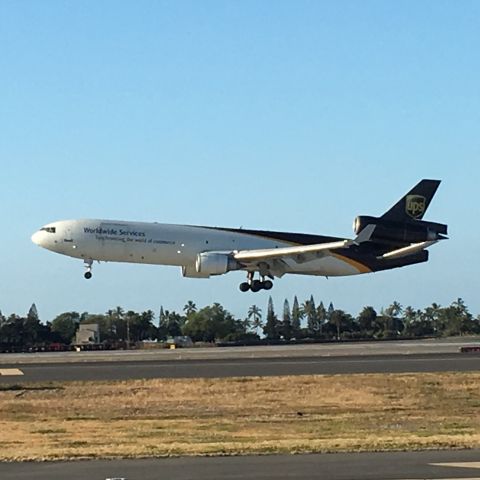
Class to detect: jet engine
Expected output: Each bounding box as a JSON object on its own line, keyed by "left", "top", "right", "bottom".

{"left": 182, "top": 265, "right": 211, "bottom": 278}
{"left": 353, "top": 215, "right": 448, "bottom": 244}
{"left": 195, "top": 252, "right": 241, "bottom": 275}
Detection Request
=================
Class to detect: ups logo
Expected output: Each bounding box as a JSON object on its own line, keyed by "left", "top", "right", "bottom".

{"left": 405, "top": 195, "right": 426, "bottom": 219}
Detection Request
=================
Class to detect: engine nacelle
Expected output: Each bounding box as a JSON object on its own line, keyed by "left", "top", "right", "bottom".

{"left": 195, "top": 252, "right": 240, "bottom": 276}
{"left": 353, "top": 215, "right": 447, "bottom": 244}
{"left": 182, "top": 265, "right": 211, "bottom": 278}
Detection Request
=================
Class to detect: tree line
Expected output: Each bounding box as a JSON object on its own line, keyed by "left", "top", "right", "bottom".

{"left": 0, "top": 297, "right": 479, "bottom": 351}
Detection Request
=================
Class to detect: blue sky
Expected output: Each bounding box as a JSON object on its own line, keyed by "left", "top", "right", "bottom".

{"left": 1, "top": 1, "right": 479, "bottom": 322}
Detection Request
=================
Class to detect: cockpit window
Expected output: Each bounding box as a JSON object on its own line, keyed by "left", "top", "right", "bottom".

{"left": 40, "top": 227, "right": 56, "bottom": 233}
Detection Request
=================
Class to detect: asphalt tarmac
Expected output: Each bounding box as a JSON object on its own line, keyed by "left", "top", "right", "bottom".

{"left": 1, "top": 450, "right": 480, "bottom": 480}
{"left": 0, "top": 352, "right": 479, "bottom": 383}
{"left": 0, "top": 340, "right": 479, "bottom": 383}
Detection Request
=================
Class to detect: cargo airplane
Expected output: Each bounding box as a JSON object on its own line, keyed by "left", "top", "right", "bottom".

{"left": 32, "top": 179, "right": 447, "bottom": 292}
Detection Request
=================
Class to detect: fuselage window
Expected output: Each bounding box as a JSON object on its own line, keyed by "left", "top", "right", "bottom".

{"left": 40, "top": 227, "right": 56, "bottom": 233}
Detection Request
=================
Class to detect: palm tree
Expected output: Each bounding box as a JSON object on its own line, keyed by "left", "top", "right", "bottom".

{"left": 385, "top": 301, "right": 403, "bottom": 318}
{"left": 124, "top": 310, "right": 137, "bottom": 344}
{"left": 385, "top": 301, "right": 403, "bottom": 335}
{"left": 113, "top": 306, "right": 125, "bottom": 340}
{"left": 183, "top": 301, "right": 197, "bottom": 316}
{"left": 402, "top": 305, "right": 418, "bottom": 336}
{"left": 302, "top": 296, "right": 319, "bottom": 336}
{"left": 105, "top": 309, "right": 116, "bottom": 339}
{"left": 247, "top": 305, "right": 263, "bottom": 331}
{"left": 329, "top": 309, "right": 352, "bottom": 340}
{"left": 423, "top": 302, "right": 442, "bottom": 333}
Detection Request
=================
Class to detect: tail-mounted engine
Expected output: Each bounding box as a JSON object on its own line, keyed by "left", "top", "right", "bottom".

{"left": 353, "top": 215, "right": 448, "bottom": 245}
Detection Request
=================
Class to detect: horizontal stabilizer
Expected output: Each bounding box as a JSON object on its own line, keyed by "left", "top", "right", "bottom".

{"left": 378, "top": 240, "right": 438, "bottom": 260}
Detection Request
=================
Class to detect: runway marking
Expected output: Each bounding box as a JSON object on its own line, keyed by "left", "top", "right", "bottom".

{"left": 17, "top": 356, "right": 479, "bottom": 370}
{"left": 431, "top": 462, "right": 480, "bottom": 469}
{"left": 0, "top": 368, "right": 24, "bottom": 376}
{"left": 401, "top": 478, "right": 480, "bottom": 480}
{"left": 152, "top": 357, "right": 480, "bottom": 368}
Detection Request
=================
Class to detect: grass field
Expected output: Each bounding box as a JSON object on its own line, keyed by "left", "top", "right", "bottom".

{"left": 0, "top": 372, "right": 479, "bottom": 461}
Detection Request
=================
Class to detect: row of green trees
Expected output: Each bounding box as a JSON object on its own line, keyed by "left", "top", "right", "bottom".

{"left": 261, "top": 296, "right": 480, "bottom": 340}
{"left": 0, "top": 297, "right": 479, "bottom": 349}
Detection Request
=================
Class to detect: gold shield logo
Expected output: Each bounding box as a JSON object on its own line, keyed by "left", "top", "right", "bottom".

{"left": 405, "top": 195, "right": 426, "bottom": 219}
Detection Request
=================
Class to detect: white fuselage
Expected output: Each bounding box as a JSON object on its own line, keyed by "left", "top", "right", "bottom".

{"left": 31, "top": 219, "right": 365, "bottom": 277}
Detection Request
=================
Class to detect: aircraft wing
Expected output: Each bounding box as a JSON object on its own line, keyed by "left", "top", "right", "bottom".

{"left": 234, "top": 239, "right": 349, "bottom": 263}
{"left": 233, "top": 225, "right": 376, "bottom": 264}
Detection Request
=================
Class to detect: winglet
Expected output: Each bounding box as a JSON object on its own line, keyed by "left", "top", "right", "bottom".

{"left": 349, "top": 224, "right": 376, "bottom": 246}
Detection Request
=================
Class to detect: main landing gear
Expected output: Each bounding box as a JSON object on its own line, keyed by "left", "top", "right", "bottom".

{"left": 84, "top": 259, "right": 93, "bottom": 279}
{"left": 239, "top": 272, "right": 273, "bottom": 293}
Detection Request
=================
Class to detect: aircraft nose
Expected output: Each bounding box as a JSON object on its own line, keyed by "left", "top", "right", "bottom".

{"left": 31, "top": 231, "right": 43, "bottom": 246}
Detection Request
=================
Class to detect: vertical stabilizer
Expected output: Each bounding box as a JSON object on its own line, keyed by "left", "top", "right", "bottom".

{"left": 381, "top": 179, "right": 441, "bottom": 221}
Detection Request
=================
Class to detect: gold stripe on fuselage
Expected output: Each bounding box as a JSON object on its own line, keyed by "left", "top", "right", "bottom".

{"left": 332, "top": 253, "right": 372, "bottom": 274}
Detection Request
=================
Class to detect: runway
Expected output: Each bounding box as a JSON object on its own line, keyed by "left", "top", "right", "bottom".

{"left": 0, "top": 352, "right": 479, "bottom": 383}
{"left": 1, "top": 450, "right": 480, "bottom": 479}
{"left": 0, "top": 339, "right": 479, "bottom": 383}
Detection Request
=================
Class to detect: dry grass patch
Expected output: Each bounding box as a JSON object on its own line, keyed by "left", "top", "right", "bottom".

{"left": 0, "top": 373, "right": 479, "bottom": 461}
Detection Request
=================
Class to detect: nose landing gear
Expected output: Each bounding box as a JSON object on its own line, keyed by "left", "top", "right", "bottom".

{"left": 84, "top": 259, "right": 93, "bottom": 279}
{"left": 239, "top": 272, "right": 273, "bottom": 292}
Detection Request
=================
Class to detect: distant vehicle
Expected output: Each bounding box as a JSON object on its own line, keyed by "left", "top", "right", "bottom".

{"left": 32, "top": 179, "right": 447, "bottom": 292}
{"left": 166, "top": 336, "right": 194, "bottom": 348}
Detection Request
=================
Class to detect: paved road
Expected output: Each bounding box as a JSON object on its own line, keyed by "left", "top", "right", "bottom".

{"left": 0, "top": 353, "right": 479, "bottom": 383}
{"left": 1, "top": 450, "right": 480, "bottom": 479}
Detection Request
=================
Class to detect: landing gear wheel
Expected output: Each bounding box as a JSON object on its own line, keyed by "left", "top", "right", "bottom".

{"left": 240, "top": 271, "right": 274, "bottom": 293}
{"left": 251, "top": 280, "right": 262, "bottom": 292}
{"left": 83, "top": 259, "right": 94, "bottom": 279}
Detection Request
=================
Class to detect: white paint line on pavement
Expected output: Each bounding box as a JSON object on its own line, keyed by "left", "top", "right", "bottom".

{"left": 401, "top": 478, "right": 480, "bottom": 480}
{"left": 0, "top": 368, "right": 24, "bottom": 376}
{"left": 430, "top": 462, "right": 480, "bottom": 469}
